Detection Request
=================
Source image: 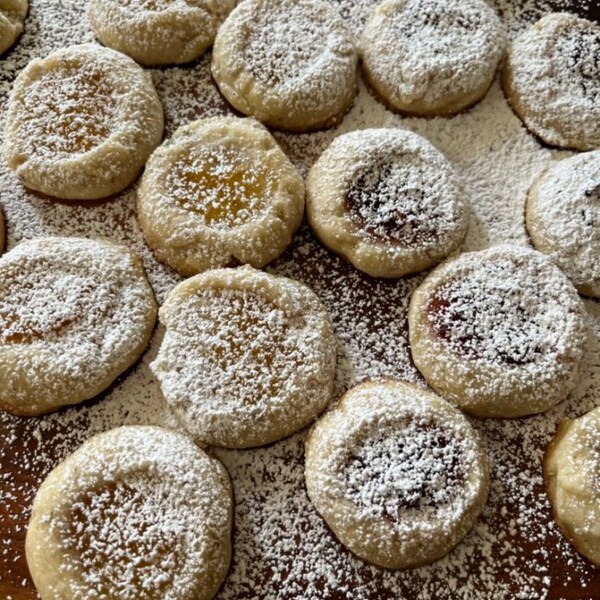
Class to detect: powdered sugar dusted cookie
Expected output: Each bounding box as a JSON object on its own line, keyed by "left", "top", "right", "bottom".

{"left": 545, "top": 407, "right": 600, "bottom": 568}
{"left": 151, "top": 266, "right": 337, "bottom": 448}
{"left": 0, "top": 0, "right": 27, "bottom": 55}
{"left": 307, "top": 128, "right": 469, "bottom": 278}
{"left": 88, "top": 0, "right": 235, "bottom": 66}
{"left": 0, "top": 237, "right": 157, "bottom": 416}
{"left": 360, "top": 0, "right": 505, "bottom": 116}
{"left": 408, "top": 245, "right": 587, "bottom": 418}
{"left": 544, "top": 408, "right": 600, "bottom": 567}
{"left": 211, "top": 0, "right": 358, "bottom": 132}
{"left": 3, "top": 44, "right": 164, "bottom": 199}
{"left": 137, "top": 117, "right": 305, "bottom": 277}
{"left": 26, "top": 426, "right": 233, "bottom": 600}
{"left": 503, "top": 13, "right": 600, "bottom": 151}
{"left": 0, "top": 208, "right": 4, "bottom": 254}
{"left": 526, "top": 151, "right": 600, "bottom": 297}
{"left": 305, "top": 380, "right": 489, "bottom": 569}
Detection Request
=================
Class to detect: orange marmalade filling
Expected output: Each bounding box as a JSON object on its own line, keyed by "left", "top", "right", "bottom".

{"left": 169, "top": 147, "right": 271, "bottom": 229}
{"left": 24, "top": 64, "right": 115, "bottom": 155}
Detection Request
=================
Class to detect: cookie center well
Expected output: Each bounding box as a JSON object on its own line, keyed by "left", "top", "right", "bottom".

{"left": 342, "top": 417, "right": 467, "bottom": 523}
{"left": 169, "top": 147, "right": 270, "bottom": 229}
{"left": 345, "top": 156, "right": 452, "bottom": 246}
{"left": 22, "top": 64, "right": 116, "bottom": 156}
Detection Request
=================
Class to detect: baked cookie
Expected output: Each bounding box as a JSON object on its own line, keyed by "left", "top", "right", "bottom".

{"left": 26, "top": 426, "right": 233, "bottom": 600}
{"left": 0, "top": 237, "right": 157, "bottom": 416}
{"left": 503, "top": 14, "right": 600, "bottom": 151}
{"left": 306, "top": 128, "right": 469, "bottom": 278}
{"left": 137, "top": 117, "right": 305, "bottom": 277}
{"left": 360, "top": 0, "right": 505, "bottom": 116}
{"left": 526, "top": 151, "right": 600, "bottom": 297}
{"left": 151, "top": 266, "right": 337, "bottom": 448}
{"left": 0, "top": 0, "right": 27, "bottom": 55}
{"left": 211, "top": 0, "right": 358, "bottom": 132}
{"left": 305, "top": 380, "right": 489, "bottom": 569}
{"left": 545, "top": 408, "right": 600, "bottom": 567}
{"left": 3, "top": 43, "right": 163, "bottom": 200}
{"left": 88, "top": 0, "right": 235, "bottom": 66}
{"left": 408, "top": 245, "right": 587, "bottom": 418}
{"left": 0, "top": 207, "right": 4, "bottom": 254}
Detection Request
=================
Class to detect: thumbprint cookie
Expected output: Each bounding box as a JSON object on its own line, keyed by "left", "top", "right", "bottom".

{"left": 409, "top": 245, "right": 587, "bottom": 418}
{"left": 527, "top": 151, "right": 600, "bottom": 298}
{"left": 545, "top": 408, "right": 600, "bottom": 568}
{"left": 306, "top": 128, "right": 469, "bottom": 278}
{"left": 88, "top": 0, "right": 235, "bottom": 66}
{"left": 137, "top": 117, "right": 305, "bottom": 277}
{"left": 151, "top": 266, "right": 337, "bottom": 448}
{"left": 3, "top": 44, "right": 164, "bottom": 200}
{"left": 211, "top": 0, "right": 358, "bottom": 132}
{"left": 503, "top": 14, "right": 600, "bottom": 151}
{"left": 0, "top": 237, "right": 157, "bottom": 416}
{"left": 360, "top": 0, "right": 505, "bottom": 116}
{"left": 305, "top": 380, "right": 490, "bottom": 569}
{"left": 0, "top": 0, "right": 27, "bottom": 55}
{"left": 26, "top": 426, "right": 233, "bottom": 600}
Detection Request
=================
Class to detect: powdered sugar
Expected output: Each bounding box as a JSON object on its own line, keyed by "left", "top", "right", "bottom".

{"left": 0, "top": 0, "right": 599, "bottom": 598}
{"left": 360, "top": 0, "right": 505, "bottom": 112}
{"left": 504, "top": 13, "right": 600, "bottom": 149}
{"left": 527, "top": 150, "right": 600, "bottom": 294}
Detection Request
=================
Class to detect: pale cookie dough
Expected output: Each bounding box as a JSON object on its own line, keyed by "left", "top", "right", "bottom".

{"left": 305, "top": 380, "right": 490, "bottom": 569}
{"left": 211, "top": 0, "right": 358, "bottom": 132}
{"left": 408, "top": 245, "right": 587, "bottom": 418}
{"left": 307, "top": 128, "right": 469, "bottom": 278}
{"left": 526, "top": 151, "right": 600, "bottom": 297}
{"left": 545, "top": 407, "right": 600, "bottom": 568}
{"left": 0, "top": 208, "right": 4, "bottom": 254}
{"left": 0, "top": 0, "right": 27, "bottom": 55}
{"left": 137, "top": 117, "right": 305, "bottom": 277}
{"left": 88, "top": 0, "right": 235, "bottom": 66}
{"left": 151, "top": 266, "right": 337, "bottom": 448}
{"left": 0, "top": 237, "right": 157, "bottom": 416}
{"left": 4, "top": 43, "right": 164, "bottom": 200}
{"left": 26, "top": 426, "right": 233, "bottom": 600}
{"left": 360, "top": 0, "right": 505, "bottom": 116}
{"left": 503, "top": 13, "right": 600, "bottom": 151}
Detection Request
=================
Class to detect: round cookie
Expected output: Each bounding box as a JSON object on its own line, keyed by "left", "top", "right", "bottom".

{"left": 151, "top": 266, "right": 337, "bottom": 448}
{"left": 306, "top": 128, "right": 469, "bottom": 278}
{"left": 305, "top": 380, "right": 490, "bottom": 569}
{"left": 3, "top": 43, "right": 164, "bottom": 200}
{"left": 88, "top": 0, "right": 235, "bottom": 66}
{"left": 0, "top": 0, "right": 27, "bottom": 55}
{"left": 545, "top": 408, "right": 600, "bottom": 568}
{"left": 526, "top": 151, "right": 600, "bottom": 297}
{"left": 360, "top": 0, "right": 505, "bottom": 116}
{"left": 211, "top": 0, "right": 358, "bottom": 132}
{"left": 0, "top": 237, "right": 157, "bottom": 416}
{"left": 502, "top": 13, "right": 600, "bottom": 151}
{"left": 408, "top": 245, "right": 587, "bottom": 418}
{"left": 137, "top": 117, "right": 305, "bottom": 277}
{"left": 26, "top": 426, "right": 233, "bottom": 600}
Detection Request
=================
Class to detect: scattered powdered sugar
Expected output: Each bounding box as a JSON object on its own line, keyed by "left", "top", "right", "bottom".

{"left": 360, "top": 0, "right": 505, "bottom": 108}
{"left": 0, "top": 0, "right": 599, "bottom": 598}
{"left": 527, "top": 150, "right": 600, "bottom": 293}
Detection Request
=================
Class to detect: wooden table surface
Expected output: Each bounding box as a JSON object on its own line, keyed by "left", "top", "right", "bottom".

{"left": 1, "top": 1, "right": 600, "bottom": 599}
